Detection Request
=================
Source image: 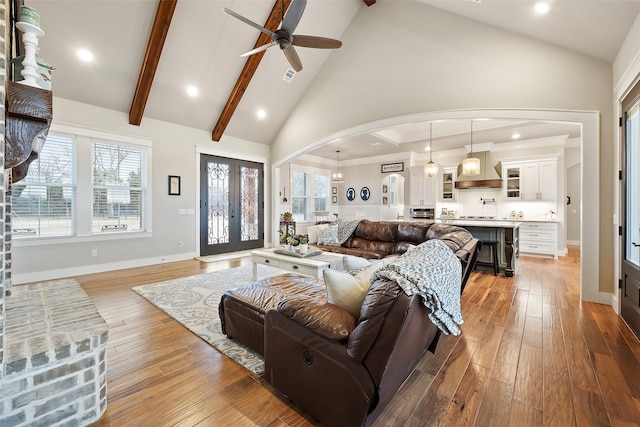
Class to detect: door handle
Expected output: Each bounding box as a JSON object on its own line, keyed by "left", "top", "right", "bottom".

{"left": 632, "top": 242, "right": 640, "bottom": 247}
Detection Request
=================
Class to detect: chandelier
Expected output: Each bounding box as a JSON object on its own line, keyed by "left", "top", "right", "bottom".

{"left": 462, "top": 120, "right": 481, "bottom": 176}
{"left": 331, "top": 150, "right": 344, "bottom": 184}
{"left": 424, "top": 123, "right": 438, "bottom": 177}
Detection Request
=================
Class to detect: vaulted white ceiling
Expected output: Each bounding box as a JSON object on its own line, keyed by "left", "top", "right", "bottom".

{"left": 27, "top": 0, "right": 640, "bottom": 160}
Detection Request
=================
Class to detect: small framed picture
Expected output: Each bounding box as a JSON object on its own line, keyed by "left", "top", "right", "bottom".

{"left": 168, "top": 175, "right": 181, "bottom": 195}
{"left": 382, "top": 184, "right": 388, "bottom": 194}
{"left": 332, "top": 196, "right": 338, "bottom": 204}
{"left": 332, "top": 187, "right": 337, "bottom": 194}
{"left": 383, "top": 196, "right": 388, "bottom": 205}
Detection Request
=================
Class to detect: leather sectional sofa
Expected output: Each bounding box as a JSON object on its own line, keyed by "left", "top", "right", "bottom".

{"left": 219, "top": 221, "right": 481, "bottom": 427}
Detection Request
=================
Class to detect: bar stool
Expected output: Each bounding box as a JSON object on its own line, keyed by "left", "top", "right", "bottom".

{"left": 476, "top": 240, "right": 499, "bottom": 275}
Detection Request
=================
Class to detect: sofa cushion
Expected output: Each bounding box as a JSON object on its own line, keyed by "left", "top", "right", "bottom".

{"left": 323, "top": 260, "right": 385, "bottom": 318}
{"left": 353, "top": 220, "right": 398, "bottom": 242}
{"left": 277, "top": 297, "right": 356, "bottom": 341}
{"left": 396, "top": 222, "right": 429, "bottom": 243}
{"left": 425, "top": 223, "right": 473, "bottom": 251}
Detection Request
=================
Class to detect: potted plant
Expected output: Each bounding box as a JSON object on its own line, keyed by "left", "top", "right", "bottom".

{"left": 282, "top": 211, "right": 293, "bottom": 222}
{"left": 298, "top": 236, "right": 308, "bottom": 254}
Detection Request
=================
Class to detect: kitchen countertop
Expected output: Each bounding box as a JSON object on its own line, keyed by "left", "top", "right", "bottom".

{"left": 436, "top": 219, "right": 522, "bottom": 228}
{"left": 437, "top": 217, "right": 559, "bottom": 224}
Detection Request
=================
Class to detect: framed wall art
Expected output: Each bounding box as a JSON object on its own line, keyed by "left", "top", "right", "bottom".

{"left": 332, "top": 196, "right": 338, "bottom": 204}
{"left": 381, "top": 162, "right": 404, "bottom": 173}
{"left": 332, "top": 186, "right": 337, "bottom": 195}
{"left": 168, "top": 175, "right": 181, "bottom": 195}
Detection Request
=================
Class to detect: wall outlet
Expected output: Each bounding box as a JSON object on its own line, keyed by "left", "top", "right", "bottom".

{"left": 91, "top": 249, "right": 98, "bottom": 257}
{"left": 178, "top": 241, "right": 184, "bottom": 248}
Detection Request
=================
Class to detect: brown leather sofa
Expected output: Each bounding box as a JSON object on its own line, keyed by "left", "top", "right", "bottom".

{"left": 315, "top": 219, "right": 472, "bottom": 259}
{"left": 219, "top": 222, "right": 481, "bottom": 427}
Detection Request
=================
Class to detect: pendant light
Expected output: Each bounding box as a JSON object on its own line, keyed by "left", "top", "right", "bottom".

{"left": 331, "top": 150, "right": 344, "bottom": 184}
{"left": 462, "top": 120, "right": 481, "bottom": 176}
{"left": 424, "top": 123, "right": 438, "bottom": 177}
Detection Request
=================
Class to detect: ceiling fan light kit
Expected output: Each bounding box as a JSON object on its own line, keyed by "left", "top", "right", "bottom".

{"left": 224, "top": 0, "right": 343, "bottom": 72}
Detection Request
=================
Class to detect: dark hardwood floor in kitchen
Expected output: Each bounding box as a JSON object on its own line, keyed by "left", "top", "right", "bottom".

{"left": 79, "top": 246, "right": 640, "bottom": 426}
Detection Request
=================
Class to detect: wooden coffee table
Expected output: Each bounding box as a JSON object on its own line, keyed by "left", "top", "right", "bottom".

{"left": 250, "top": 249, "right": 343, "bottom": 280}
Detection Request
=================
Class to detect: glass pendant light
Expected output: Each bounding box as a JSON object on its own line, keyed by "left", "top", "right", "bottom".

{"left": 424, "top": 123, "right": 438, "bottom": 177}
{"left": 331, "top": 150, "right": 344, "bottom": 184}
{"left": 462, "top": 120, "right": 481, "bottom": 176}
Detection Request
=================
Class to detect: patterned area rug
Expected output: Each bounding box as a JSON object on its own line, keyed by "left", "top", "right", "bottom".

{"left": 132, "top": 264, "right": 284, "bottom": 376}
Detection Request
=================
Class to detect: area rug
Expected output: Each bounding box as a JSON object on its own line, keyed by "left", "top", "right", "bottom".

{"left": 132, "top": 264, "right": 284, "bottom": 376}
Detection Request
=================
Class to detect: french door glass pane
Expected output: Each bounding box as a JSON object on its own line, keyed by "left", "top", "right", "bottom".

{"left": 207, "top": 161, "right": 230, "bottom": 245}
{"left": 627, "top": 100, "right": 640, "bottom": 267}
{"left": 240, "top": 165, "right": 259, "bottom": 241}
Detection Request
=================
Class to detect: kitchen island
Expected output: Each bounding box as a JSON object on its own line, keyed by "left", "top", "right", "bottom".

{"left": 437, "top": 219, "right": 521, "bottom": 276}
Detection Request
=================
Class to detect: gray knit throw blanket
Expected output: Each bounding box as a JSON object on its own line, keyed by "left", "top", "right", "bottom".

{"left": 372, "top": 239, "right": 463, "bottom": 335}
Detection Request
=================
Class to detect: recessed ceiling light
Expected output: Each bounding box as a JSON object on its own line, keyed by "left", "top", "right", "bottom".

{"left": 257, "top": 109, "right": 267, "bottom": 120}
{"left": 186, "top": 85, "right": 199, "bottom": 97}
{"left": 76, "top": 48, "right": 94, "bottom": 62}
{"left": 534, "top": 2, "right": 550, "bottom": 15}
{"left": 512, "top": 132, "right": 521, "bottom": 139}
{"left": 425, "top": 146, "right": 431, "bottom": 152}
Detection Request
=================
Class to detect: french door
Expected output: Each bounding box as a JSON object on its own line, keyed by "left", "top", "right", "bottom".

{"left": 622, "top": 80, "right": 640, "bottom": 337}
{"left": 199, "top": 154, "right": 264, "bottom": 256}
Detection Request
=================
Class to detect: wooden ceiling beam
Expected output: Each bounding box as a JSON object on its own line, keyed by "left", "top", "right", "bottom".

{"left": 129, "top": 0, "right": 178, "bottom": 126}
{"left": 212, "top": 0, "right": 292, "bottom": 141}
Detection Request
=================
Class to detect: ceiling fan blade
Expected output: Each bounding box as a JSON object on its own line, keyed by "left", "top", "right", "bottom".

{"left": 282, "top": 0, "right": 307, "bottom": 34}
{"left": 292, "top": 35, "right": 342, "bottom": 49}
{"left": 223, "top": 7, "right": 276, "bottom": 38}
{"left": 283, "top": 45, "right": 303, "bottom": 72}
{"left": 240, "top": 41, "right": 278, "bottom": 57}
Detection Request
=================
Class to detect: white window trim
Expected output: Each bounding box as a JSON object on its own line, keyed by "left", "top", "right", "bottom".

{"left": 13, "top": 123, "right": 153, "bottom": 247}
{"left": 290, "top": 164, "right": 331, "bottom": 222}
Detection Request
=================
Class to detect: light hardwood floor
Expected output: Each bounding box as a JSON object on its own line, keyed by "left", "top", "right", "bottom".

{"left": 77, "top": 246, "right": 640, "bottom": 426}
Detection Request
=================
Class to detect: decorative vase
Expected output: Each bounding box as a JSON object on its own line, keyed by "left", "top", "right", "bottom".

{"left": 299, "top": 243, "right": 308, "bottom": 254}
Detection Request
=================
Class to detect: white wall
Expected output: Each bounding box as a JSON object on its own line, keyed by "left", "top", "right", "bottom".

{"left": 13, "top": 97, "right": 271, "bottom": 284}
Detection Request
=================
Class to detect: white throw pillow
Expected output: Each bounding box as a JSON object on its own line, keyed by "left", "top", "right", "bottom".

{"left": 306, "top": 223, "right": 328, "bottom": 244}
{"left": 343, "top": 255, "right": 371, "bottom": 273}
{"left": 324, "top": 260, "right": 385, "bottom": 318}
{"left": 317, "top": 225, "right": 339, "bottom": 245}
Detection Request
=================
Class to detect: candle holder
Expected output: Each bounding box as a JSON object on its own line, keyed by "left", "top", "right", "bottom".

{"left": 15, "top": 6, "right": 46, "bottom": 88}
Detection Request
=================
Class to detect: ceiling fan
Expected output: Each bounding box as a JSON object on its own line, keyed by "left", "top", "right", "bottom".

{"left": 223, "top": 0, "right": 342, "bottom": 72}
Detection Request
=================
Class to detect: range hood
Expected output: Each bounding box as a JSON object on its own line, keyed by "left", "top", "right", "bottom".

{"left": 455, "top": 151, "right": 503, "bottom": 189}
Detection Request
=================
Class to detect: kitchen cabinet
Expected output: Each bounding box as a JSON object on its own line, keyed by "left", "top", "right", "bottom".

{"left": 503, "top": 165, "right": 522, "bottom": 199}
{"left": 523, "top": 161, "right": 556, "bottom": 201}
{"left": 440, "top": 167, "right": 457, "bottom": 201}
{"left": 519, "top": 221, "right": 558, "bottom": 259}
{"left": 502, "top": 160, "right": 557, "bottom": 201}
{"left": 410, "top": 166, "right": 436, "bottom": 207}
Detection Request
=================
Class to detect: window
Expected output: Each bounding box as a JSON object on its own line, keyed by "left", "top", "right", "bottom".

{"left": 92, "top": 140, "right": 147, "bottom": 233}
{"left": 11, "top": 134, "right": 76, "bottom": 237}
{"left": 291, "top": 167, "right": 330, "bottom": 222}
{"left": 12, "top": 124, "right": 151, "bottom": 240}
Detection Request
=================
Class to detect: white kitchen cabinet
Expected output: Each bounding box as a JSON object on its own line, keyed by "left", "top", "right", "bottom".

{"left": 440, "top": 167, "right": 457, "bottom": 201}
{"left": 519, "top": 222, "right": 558, "bottom": 259}
{"left": 502, "top": 160, "right": 557, "bottom": 201}
{"left": 410, "top": 166, "right": 436, "bottom": 207}
{"left": 503, "top": 165, "right": 522, "bottom": 199}
{"left": 522, "top": 161, "right": 557, "bottom": 201}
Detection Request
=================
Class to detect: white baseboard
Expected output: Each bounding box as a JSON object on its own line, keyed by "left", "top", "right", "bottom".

{"left": 567, "top": 240, "right": 581, "bottom": 246}
{"left": 12, "top": 252, "right": 198, "bottom": 285}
